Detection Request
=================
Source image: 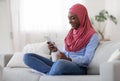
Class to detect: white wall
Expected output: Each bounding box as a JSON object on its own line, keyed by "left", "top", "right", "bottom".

{"left": 0, "top": 0, "right": 13, "bottom": 54}
{"left": 105, "top": 0, "right": 120, "bottom": 41}
{"left": 86, "top": 0, "right": 105, "bottom": 17}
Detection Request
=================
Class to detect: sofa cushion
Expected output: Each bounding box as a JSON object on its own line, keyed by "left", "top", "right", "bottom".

{"left": 39, "top": 75, "right": 100, "bottom": 81}
{"left": 6, "top": 52, "right": 28, "bottom": 68}
{"left": 23, "top": 39, "right": 64, "bottom": 57}
{"left": 23, "top": 41, "right": 51, "bottom": 58}
{"left": 87, "top": 41, "right": 120, "bottom": 75}
{"left": 7, "top": 41, "right": 52, "bottom": 68}
{"left": 3, "top": 67, "right": 43, "bottom": 81}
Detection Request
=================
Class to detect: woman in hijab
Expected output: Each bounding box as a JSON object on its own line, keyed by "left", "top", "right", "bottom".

{"left": 24, "top": 3, "right": 99, "bottom": 75}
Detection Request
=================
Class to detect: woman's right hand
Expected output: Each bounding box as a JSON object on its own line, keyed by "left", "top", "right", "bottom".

{"left": 47, "top": 42, "right": 58, "bottom": 52}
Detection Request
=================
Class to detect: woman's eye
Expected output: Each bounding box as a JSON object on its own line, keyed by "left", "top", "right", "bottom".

{"left": 71, "top": 17, "right": 76, "bottom": 20}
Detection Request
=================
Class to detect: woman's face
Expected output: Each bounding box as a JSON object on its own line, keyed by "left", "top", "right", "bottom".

{"left": 68, "top": 12, "right": 80, "bottom": 29}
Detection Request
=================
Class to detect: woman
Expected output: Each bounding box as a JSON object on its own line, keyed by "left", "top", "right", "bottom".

{"left": 24, "top": 3, "right": 99, "bottom": 75}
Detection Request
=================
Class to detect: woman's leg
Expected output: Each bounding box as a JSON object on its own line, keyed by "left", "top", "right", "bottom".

{"left": 24, "top": 53, "right": 54, "bottom": 73}
{"left": 48, "top": 59, "right": 87, "bottom": 75}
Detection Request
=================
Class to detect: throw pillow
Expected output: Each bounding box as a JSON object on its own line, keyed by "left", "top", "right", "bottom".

{"left": 23, "top": 41, "right": 51, "bottom": 59}
{"left": 7, "top": 52, "right": 28, "bottom": 68}
{"left": 7, "top": 41, "right": 51, "bottom": 68}
{"left": 108, "top": 49, "right": 120, "bottom": 62}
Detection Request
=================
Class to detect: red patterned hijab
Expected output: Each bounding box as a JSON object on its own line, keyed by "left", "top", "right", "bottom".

{"left": 65, "top": 3, "right": 95, "bottom": 52}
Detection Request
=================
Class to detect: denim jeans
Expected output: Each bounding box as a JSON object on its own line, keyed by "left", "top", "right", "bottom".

{"left": 24, "top": 53, "right": 87, "bottom": 75}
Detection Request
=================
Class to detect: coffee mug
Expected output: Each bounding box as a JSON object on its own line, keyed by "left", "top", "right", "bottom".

{"left": 51, "top": 51, "right": 59, "bottom": 62}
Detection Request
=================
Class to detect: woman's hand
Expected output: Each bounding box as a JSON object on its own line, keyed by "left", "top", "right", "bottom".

{"left": 57, "top": 52, "right": 72, "bottom": 61}
{"left": 47, "top": 42, "right": 58, "bottom": 52}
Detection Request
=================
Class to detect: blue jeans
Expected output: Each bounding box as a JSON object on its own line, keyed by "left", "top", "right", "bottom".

{"left": 24, "top": 53, "right": 87, "bottom": 75}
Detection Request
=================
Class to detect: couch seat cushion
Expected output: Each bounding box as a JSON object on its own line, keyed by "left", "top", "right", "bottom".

{"left": 3, "top": 67, "right": 43, "bottom": 81}
{"left": 39, "top": 75, "right": 100, "bottom": 81}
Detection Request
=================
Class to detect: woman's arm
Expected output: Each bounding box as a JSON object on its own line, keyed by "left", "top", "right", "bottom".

{"left": 71, "top": 33, "right": 99, "bottom": 67}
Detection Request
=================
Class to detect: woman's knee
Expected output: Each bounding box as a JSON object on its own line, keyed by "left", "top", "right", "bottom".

{"left": 54, "top": 59, "right": 68, "bottom": 68}
{"left": 49, "top": 59, "right": 69, "bottom": 75}
{"left": 23, "top": 53, "right": 35, "bottom": 65}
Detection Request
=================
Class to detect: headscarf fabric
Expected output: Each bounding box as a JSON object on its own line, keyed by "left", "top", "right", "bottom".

{"left": 65, "top": 3, "right": 96, "bottom": 52}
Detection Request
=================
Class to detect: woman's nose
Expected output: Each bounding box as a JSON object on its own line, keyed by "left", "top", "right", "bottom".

{"left": 69, "top": 19, "right": 72, "bottom": 24}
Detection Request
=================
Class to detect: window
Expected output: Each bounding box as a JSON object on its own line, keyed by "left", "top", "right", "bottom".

{"left": 20, "top": 0, "right": 85, "bottom": 32}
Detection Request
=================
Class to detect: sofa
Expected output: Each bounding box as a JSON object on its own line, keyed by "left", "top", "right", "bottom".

{"left": 1, "top": 40, "right": 120, "bottom": 81}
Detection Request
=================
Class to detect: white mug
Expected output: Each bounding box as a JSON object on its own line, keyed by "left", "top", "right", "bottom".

{"left": 51, "top": 51, "right": 59, "bottom": 62}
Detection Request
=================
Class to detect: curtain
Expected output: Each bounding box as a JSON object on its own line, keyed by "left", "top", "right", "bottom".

{"left": 10, "top": 0, "right": 23, "bottom": 52}
{"left": 10, "top": 0, "right": 85, "bottom": 52}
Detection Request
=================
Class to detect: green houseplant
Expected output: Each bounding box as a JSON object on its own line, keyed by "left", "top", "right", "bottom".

{"left": 94, "top": 10, "right": 117, "bottom": 40}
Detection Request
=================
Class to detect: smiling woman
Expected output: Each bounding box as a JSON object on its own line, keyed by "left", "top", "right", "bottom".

{"left": 23, "top": 3, "right": 99, "bottom": 75}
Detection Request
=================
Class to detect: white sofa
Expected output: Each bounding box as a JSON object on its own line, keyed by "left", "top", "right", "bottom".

{"left": 1, "top": 41, "right": 120, "bottom": 81}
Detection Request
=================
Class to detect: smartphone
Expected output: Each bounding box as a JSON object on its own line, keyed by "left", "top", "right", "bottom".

{"left": 44, "top": 36, "right": 55, "bottom": 55}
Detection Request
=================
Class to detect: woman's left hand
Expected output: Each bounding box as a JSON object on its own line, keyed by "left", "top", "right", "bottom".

{"left": 57, "top": 52, "right": 72, "bottom": 61}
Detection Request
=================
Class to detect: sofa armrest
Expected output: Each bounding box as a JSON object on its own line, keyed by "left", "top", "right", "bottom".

{"left": 4, "top": 54, "right": 13, "bottom": 67}
{"left": 0, "top": 65, "right": 3, "bottom": 81}
{"left": 100, "top": 61, "right": 120, "bottom": 81}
